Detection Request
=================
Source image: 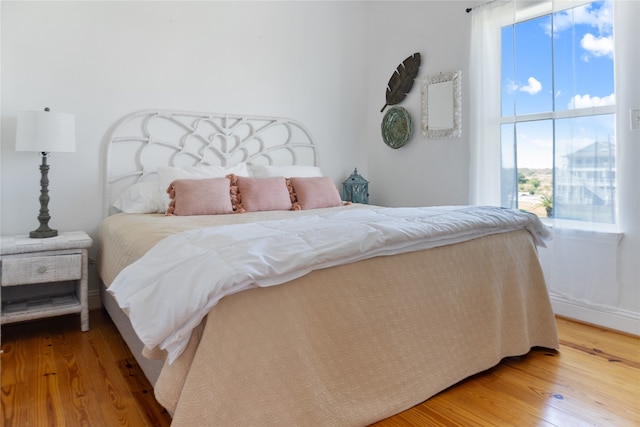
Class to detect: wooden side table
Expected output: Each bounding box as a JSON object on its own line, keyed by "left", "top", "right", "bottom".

{"left": 0, "top": 231, "right": 93, "bottom": 331}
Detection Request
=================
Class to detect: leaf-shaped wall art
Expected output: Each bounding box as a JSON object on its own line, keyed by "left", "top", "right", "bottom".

{"left": 381, "top": 52, "right": 421, "bottom": 113}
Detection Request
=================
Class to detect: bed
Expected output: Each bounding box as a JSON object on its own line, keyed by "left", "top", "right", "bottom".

{"left": 98, "top": 110, "right": 559, "bottom": 426}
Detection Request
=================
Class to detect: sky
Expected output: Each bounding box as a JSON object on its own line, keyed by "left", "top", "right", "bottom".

{"left": 501, "top": 0, "right": 615, "bottom": 169}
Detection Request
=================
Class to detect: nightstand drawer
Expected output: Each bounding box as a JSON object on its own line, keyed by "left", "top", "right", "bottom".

{"left": 1, "top": 254, "right": 82, "bottom": 286}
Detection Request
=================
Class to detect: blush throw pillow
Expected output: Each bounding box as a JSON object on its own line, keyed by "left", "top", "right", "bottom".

{"left": 157, "top": 163, "right": 251, "bottom": 210}
{"left": 166, "top": 177, "right": 233, "bottom": 216}
{"left": 289, "top": 177, "right": 342, "bottom": 210}
{"left": 236, "top": 176, "right": 292, "bottom": 212}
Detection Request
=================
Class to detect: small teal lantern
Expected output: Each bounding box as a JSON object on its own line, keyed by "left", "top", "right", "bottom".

{"left": 343, "top": 168, "right": 369, "bottom": 204}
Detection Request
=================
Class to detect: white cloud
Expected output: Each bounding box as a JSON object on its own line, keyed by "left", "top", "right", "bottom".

{"left": 505, "top": 77, "right": 543, "bottom": 96}
{"left": 581, "top": 33, "right": 613, "bottom": 58}
{"left": 544, "top": 0, "right": 614, "bottom": 62}
{"left": 568, "top": 93, "right": 615, "bottom": 109}
{"left": 521, "top": 77, "right": 542, "bottom": 95}
{"left": 505, "top": 80, "right": 519, "bottom": 94}
{"left": 547, "top": 0, "right": 613, "bottom": 37}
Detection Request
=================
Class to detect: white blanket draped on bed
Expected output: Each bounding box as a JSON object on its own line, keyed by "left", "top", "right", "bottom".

{"left": 108, "top": 205, "right": 551, "bottom": 363}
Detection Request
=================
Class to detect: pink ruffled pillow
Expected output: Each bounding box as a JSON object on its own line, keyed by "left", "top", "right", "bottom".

{"left": 286, "top": 178, "right": 302, "bottom": 211}
{"left": 289, "top": 177, "right": 342, "bottom": 210}
{"left": 227, "top": 174, "right": 245, "bottom": 213}
{"left": 235, "top": 176, "right": 293, "bottom": 212}
{"left": 166, "top": 177, "right": 233, "bottom": 216}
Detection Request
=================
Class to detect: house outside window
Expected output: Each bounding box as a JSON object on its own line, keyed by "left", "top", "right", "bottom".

{"left": 500, "top": 0, "right": 616, "bottom": 224}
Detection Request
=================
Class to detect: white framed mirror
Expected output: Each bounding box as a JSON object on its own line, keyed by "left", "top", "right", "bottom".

{"left": 421, "top": 70, "right": 462, "bottom": 139}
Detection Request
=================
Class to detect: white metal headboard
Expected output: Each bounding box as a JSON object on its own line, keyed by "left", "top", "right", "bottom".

{"left": 103, "top": 110, "right": 318, "bottom": 216}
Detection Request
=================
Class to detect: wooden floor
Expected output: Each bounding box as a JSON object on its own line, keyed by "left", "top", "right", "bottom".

{"left": 1, "top": 311, "right": 638, "bottom": 426}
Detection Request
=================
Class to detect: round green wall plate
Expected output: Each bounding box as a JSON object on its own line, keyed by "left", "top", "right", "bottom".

{"left": 381, "top": 106, "right": 413, "bottom": 149}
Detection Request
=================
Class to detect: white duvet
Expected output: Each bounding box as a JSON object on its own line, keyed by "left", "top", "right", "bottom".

{"left": 108, "top": 205, "right": 552, "bottom": 363}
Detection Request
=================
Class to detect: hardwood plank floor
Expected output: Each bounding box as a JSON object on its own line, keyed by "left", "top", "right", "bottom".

{"left": 1, "top": 311, "right": 638, "bottom": 426}
{"left": 1, "top": 311, "right": 171, "bottom": 427}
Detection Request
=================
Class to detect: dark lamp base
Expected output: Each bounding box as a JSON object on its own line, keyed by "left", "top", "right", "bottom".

{"left": 30, "top": 228, "right": 58, "bottom": 238}
{"left": 30, "top": 153, "right": 59, "bottom": 239}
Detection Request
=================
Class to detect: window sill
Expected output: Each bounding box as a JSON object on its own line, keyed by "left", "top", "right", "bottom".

{"left": 540, "top": 218, "right": 624, "bottom": 242}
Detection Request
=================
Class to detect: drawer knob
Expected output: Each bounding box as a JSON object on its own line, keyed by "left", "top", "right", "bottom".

{"left": 37, "top": 266, "right": 47, "bottom": 274}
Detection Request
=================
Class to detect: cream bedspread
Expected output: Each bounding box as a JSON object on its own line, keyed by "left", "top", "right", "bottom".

{"left": 107, "top": 205, "right": 551, "bottom": 364}
{"left": 98, "top": 206, "right": 559, "bottom": 426}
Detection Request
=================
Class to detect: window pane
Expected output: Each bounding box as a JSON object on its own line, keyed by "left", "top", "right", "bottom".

{"left": 502, "top": 15, "right": 553, "bottom": 116}
{"left": 501, "top": 121, "right": 553, "bottom": 217}
{"left": 553, "top": 1, "right": 615, "bottom": 111}
{"left": 501, "top": 25, "right": 515, "bottom": 117}
{"left": 554, "top": 114, "right": 616, "bottom": 223}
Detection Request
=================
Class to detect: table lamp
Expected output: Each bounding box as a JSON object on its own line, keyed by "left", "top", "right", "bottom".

{"left": 15, "top": 107, "right": 76, "bottom": 238}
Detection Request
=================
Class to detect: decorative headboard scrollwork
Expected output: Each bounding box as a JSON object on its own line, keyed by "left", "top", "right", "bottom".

{"left": 103, "top": 110, "right": 318, "bottom": 216}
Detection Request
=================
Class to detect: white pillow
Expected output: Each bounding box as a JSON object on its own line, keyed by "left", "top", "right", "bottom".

{"left": 113, "top": 181, "right": 166, "bottom": 214}
{"left": 157, "top": 163, "right": 251, "bottom": 209}
{"left": 249, "top": 164, "right": 323, "bottom": 178}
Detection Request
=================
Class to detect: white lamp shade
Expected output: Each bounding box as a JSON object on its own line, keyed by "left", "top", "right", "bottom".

{"left": 15, "top": 110, "right": 76, "bottom": 153}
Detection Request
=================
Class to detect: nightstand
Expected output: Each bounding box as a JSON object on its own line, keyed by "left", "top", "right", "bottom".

{"left": 0, "top": 231, "right": 93, "bottom": 331}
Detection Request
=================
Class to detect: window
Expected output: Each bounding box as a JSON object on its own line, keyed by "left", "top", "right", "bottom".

{"left": 500, "top": 0, "right": 615, "bottom": 223}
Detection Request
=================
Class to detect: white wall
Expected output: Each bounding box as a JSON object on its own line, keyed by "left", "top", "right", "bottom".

{"left": 363, "top": 1, "right": 472, "bottom": 208}
{"left": 1, "top": 1, "right": 638, "bottom": 335}
{"left": 613, "top": 0, "right": 640, "bottom": 332}
{"left": 1, "top": 0, "right": 366, "bottom": 239}
{"left": 537, "top": 0, "right": 640, "bottom": 335}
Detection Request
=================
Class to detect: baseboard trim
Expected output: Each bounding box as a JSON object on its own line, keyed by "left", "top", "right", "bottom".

{"left": 550, "top": 294, "right": 640, "bottom": 336}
